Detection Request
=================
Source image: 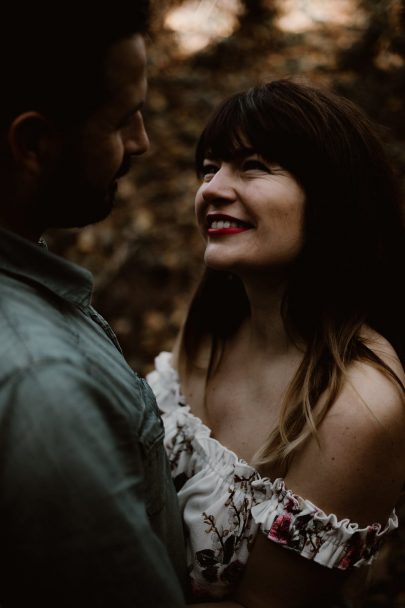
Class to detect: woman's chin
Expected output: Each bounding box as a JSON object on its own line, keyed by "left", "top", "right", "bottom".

{"left": 204, "top": 255, "right": 234, "bottom": 273}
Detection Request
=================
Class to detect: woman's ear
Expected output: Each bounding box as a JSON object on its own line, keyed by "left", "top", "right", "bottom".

{"left": 7, "top": 112, "right": 60, "bottom": 175}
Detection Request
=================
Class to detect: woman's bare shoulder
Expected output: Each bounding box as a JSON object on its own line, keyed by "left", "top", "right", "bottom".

{"left": 346, "top": 327, "right": 404, "bottom": 425}
{"left": 359, "top": 325, "right": 404, "bottom": 377}
{"left": 285, "top": 329, "right": 405, "bottom": 526}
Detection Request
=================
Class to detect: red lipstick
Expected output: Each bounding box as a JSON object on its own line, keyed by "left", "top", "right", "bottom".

{"left": 206, "top": 213, "right": 252, "bottom": 236}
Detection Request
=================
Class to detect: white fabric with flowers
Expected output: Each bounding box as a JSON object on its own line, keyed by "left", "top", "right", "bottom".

{"left": 147, "top": 351, "right": 398, "bottom": 600}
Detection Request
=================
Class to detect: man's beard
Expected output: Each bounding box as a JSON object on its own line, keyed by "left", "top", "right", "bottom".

{"left": 35, "top": 148, "right": 132, "bottom": 230}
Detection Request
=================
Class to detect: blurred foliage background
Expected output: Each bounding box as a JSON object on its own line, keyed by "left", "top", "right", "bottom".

{"left": 46, "top": 1, "right": 405, "bottom": 604}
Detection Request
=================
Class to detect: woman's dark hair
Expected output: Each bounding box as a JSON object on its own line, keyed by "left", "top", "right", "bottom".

{"left": 0, "top": 1, "right": 150, "bottom": 129}
{"left": 180, "top": 79, "right": 405, "bottom": 469}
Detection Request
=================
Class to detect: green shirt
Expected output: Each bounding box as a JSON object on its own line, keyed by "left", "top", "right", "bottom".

{"left": 0, "top": 228, "right": 186, "bottom": 607}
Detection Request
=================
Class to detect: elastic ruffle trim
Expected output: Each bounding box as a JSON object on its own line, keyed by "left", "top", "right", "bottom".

{"left": 251, "top": 477, "right": 398, "bottom": 569}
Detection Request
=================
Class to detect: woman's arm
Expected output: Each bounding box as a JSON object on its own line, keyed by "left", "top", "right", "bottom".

{"left": 233, "top": 533, "right": 352, "bottom": 608}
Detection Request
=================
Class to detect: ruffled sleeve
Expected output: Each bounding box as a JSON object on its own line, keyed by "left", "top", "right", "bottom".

{"left": 146, "top": 352, "right": 205, "bottom": 481}
{"left": 146, "top": 351, "right": 186, "bottom": 413}
{"left": 251, "top": 478, "right": 398, "bottom": 570}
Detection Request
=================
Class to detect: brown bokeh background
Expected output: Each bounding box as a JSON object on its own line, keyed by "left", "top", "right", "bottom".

{"left": 46, "top": 1, "right": 405, "bottom": 604}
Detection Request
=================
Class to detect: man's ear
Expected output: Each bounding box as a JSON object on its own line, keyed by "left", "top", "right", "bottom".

{"left": 8, "top": 112, "right": 61, "bottom": 174}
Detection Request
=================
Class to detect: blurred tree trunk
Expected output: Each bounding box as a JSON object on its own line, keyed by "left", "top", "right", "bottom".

{"left": 239, "top": 0, "right": 278, "bottom": 26}
{"left": 336, "top": 0, "right": 405, "bottom": 139}
{"left": 339, "top": 0, "right": 392, "bottom": 69}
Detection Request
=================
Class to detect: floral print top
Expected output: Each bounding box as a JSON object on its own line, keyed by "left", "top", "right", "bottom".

{"left": 147, "top": 352, "right": 398, "bottom": 600}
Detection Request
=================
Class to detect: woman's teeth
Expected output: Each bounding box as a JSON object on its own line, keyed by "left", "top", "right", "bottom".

{"left": 210, "top": 220, "right": 244, "bottom": 229}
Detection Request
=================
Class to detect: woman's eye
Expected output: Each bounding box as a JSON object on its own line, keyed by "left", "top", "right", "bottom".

{"left": 201, "top": 164, "right": 219, "bottom": 180}
{"left": 242, "top": 159, "right": 271, "bottom": 173}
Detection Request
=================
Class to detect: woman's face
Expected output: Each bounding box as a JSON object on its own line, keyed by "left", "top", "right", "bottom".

{"left": 195, "top": 149, "right": 306, "bottom": 278}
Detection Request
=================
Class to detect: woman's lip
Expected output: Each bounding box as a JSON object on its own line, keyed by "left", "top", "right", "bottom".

{"left": 207, "top": 227, "right": 251, "bottom": 235}
{"left": 206, "top": 213, "right": 250, "bottom": 224}
{"left": 207, "top": 213, "right": 240, "bottom": 220}
{"left": 206, "top": 214, "right": 254, "bottom": 232}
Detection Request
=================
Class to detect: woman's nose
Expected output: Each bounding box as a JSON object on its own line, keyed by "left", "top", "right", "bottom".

{"left": 201, "top": 167, "right": 236, "bottom": 204}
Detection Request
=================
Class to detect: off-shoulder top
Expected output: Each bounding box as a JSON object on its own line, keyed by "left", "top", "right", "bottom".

{"left": 147, "top": 351, "right": 398, "bottom": 600}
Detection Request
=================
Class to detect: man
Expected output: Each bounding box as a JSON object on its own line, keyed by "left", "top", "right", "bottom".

{"left": 0, "top": 3, "right": 186, "bottom": 606}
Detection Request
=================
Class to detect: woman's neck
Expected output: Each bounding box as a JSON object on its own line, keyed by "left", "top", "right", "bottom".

{"left": 241, "top": 275, "right": 300, "bottom": 357}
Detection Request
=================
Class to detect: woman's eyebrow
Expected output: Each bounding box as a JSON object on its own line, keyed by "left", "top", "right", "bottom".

{"left": 202, "top": 147, "right": 257, "bottom": 163}
{"left": 234, "top": 147, "right": 256, "bottom": 160}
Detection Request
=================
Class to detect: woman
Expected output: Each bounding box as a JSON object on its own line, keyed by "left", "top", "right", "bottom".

{"left": 147, "top": 80, "right": 405, "bottom": 607}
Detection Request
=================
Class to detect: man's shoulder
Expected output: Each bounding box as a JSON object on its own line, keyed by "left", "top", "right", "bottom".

{"left": 0, "top": 271, "right": 80, "bottom": 374}
{"left": 0, "top": 354, "right": 158, "bottom": 444}
{"left": 0, "top": 268, "right": 159, "bottom": 434}
{"left": 0, "top": 267, "right": 63, "bottom": 315}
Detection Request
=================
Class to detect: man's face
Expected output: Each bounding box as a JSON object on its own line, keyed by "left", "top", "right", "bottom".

{"left": 39, "top": 34, "right": 149, "bottom": 229}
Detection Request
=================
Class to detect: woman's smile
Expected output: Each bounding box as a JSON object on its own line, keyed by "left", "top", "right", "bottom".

{"left": 196, "top": 154, "right": 306, "bottom": 274}
{"left": 206, "top": 213, "right": 253, "bottom": 235}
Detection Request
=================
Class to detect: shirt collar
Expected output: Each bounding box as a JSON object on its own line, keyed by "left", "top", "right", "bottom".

{"left": 0, "top": 227, "right": 93, "bottom": 307}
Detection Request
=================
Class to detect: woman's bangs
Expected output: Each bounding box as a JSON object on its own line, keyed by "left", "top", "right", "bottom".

{"left": 196, "top": 96, "right": 252, "bottom": 172}
{"left": 195, "top": 93, "right": 285, "bottom": 172}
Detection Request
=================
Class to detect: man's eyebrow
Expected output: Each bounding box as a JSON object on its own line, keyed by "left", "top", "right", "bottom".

{"left": 120, "top": 101, "right": 145, "bottom": 122}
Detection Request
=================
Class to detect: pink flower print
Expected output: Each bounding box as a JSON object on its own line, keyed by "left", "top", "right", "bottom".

{"left": 338, "top": 547, "right": 356, "bottom": 570}
{"left": 268, "top": 514, "right": 293, "bottom": 545}
{"left": 366, "top": 524, "right": 379, "bottom": 544}
{"left": 285, "top": 495, "right": 300, "bottom": 513}
{"left": 337, "top": 534, "right": 363, "bottom": 570}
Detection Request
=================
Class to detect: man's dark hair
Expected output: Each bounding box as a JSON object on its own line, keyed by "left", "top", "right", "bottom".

{"left": 1, "top": 2, "right": 150, "bottom": 129}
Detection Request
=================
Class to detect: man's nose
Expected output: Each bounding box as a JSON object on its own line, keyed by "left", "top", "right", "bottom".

{"left": 125, "top": 112, "right": 150, "bottom": 156}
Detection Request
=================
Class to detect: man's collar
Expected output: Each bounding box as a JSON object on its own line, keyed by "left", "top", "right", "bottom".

{"left": 0, "top": 227, "right": 93, "bottom": 307}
